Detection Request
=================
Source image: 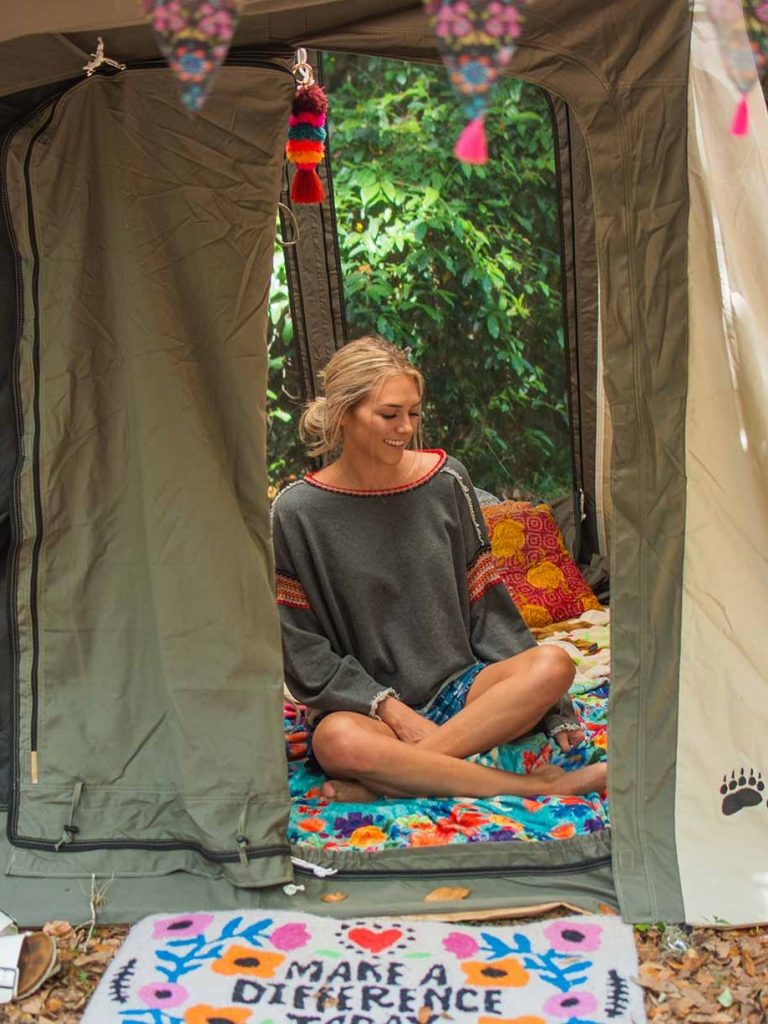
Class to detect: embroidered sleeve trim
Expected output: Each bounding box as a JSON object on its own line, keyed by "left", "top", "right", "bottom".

{"left": 440, "top": 464, "right": 485, "bottom": 544}
{"left": 276, "top": 571, "right": 312, "bottom": 611}
{"left": 369, "top": 687, "right": 399, "bottom": 719}
{"left": 467, "top": 548, "right": 503, "bottom": 605}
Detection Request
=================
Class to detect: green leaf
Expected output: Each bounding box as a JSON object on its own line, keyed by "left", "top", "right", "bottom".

{"left": 423, "top": 186, "right": 440, "bottom": 208}
{"left": 360, "top": 182, "right": 380, "bottom": 205}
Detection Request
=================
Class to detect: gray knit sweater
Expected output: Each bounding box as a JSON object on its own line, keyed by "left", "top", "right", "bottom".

{"left": 272, "top": 451, "right": 577, "bottom": 732}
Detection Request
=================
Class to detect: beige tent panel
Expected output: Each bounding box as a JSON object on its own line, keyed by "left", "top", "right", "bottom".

{"left": 679, "top": 11, "right": 768, "bottom": 925}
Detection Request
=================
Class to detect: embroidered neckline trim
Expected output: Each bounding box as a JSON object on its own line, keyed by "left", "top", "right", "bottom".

{"left": 304, "top": 449, "right": 447, "bottom": 496}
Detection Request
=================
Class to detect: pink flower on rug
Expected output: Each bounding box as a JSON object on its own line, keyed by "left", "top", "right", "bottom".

{"left": 543, "top": 990, "right": 598, "bottom": 1017}
{"left": 543, "top": 920, "right": 602, "bottom": 953}
{"left": 443, "top": 931, "right": 479, "bottom": 958}
{"left": 151, "top": 913, "right": 214, "bottom": 940}
{"left": 139, "top": 982, "right": 189, "bottom": 1008}
{"left": 270, "top": 922, "right": 311, "bottom": 951}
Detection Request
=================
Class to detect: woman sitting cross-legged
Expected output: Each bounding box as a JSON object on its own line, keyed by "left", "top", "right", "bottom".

{"left": 271, "top": 335, "right": 606, "bottom": 803}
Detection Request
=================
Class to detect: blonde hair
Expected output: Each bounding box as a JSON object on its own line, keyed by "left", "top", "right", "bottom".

{"left": 299, "top": 335, "right": 424, "bottom": 458}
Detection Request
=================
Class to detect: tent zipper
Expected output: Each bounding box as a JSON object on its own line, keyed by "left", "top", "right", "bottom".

{"left": 291, "top": 853, "right": 613, "bottom": 882}
{"left": 126, "top": 52, "right": 294, "bottom": 76}
{"left": 20, "top": 101, "right": 64, "bottom": 785}
{"left": 0, "top": 93, "right": 69, "bottom": 797}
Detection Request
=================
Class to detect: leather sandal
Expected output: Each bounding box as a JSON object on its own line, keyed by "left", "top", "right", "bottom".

{"left": 0, "top": 930, "right": 58, "bottom": 1004}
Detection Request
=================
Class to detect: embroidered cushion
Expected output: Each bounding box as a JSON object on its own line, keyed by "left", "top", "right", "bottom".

{"left": 481, "top": 500, "right": 601, "bottom": 627}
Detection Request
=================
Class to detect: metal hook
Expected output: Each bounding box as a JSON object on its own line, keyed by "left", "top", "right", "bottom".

{"left": 291, "top": 47, "right": 315, "bottom": 88}
{"left": 83, "top": 37, "right": 127, "bottom": 77}
{"left": 278, "top": 202, "right": 300, "bottom": 247}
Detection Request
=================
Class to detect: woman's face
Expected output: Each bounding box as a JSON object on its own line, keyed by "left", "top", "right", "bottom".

{"left": 341, "top": 373, "right": 422, "bottom": 466}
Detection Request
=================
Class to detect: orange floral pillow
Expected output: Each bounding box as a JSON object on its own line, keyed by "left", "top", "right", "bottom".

{"left": 481, "top": 501, "right": 601, "bottom": 628}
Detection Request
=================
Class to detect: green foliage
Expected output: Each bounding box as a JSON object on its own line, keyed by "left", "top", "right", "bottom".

{"left": 267, "top": 55, "right": 571, "bottom": 498}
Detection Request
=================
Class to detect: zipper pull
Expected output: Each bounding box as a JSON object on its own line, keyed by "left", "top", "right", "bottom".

{"left": 30, "top": 751, "right": 38, "bottom": 785}
{"left": 291, "top": 856, "right": 338, "bottom": 878}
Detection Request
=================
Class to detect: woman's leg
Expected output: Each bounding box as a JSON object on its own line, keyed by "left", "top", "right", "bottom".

{"left": 416, "top": 644, "right": 575, "bottom": 759}
{"left": 312, "top": 709, "right": 606, "bottom": 802}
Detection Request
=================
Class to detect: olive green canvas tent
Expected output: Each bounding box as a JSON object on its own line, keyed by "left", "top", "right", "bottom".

{"left": 0, "top": 0, "right": 766, "bottom": 927}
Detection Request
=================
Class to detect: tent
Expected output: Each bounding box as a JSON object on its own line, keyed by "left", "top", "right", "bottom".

{"left": 0, "top": 0, "right": 766, "bottom": 928}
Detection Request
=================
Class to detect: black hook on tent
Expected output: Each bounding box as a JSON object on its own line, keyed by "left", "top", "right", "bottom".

{"left": 83, "top": 38, "right": 127, "bottom": 78}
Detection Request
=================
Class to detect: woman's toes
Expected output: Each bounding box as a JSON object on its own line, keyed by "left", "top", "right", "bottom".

{"left": 321, "top": 779, "right": 378, "bottom": 803}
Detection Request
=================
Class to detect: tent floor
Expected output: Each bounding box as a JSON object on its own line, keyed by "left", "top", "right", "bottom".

{"left": 0, "top": 814, "right": 617, "bottom": 925}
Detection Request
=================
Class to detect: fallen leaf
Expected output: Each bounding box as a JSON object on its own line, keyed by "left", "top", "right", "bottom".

{"left": 43, "top": 920, "right": 74, "bottom": 938}
{"left": 597, "top": 902, "right": 619, "bottom": 915}
{"left": 417, "top": 1008, "right": 432, "bottom": 1024}
{"left": 321, "top": 892, "right": 348, "bottom": 903}
{"left": 639, "top": 961, "right": 674, "bottom": 981}
{"left": 718, "top": 986, "right": 734, "bottom": 1008}
{"left": 43, "top": 997, "right": 63, "bottom": 1013}
{"left": 73, "top": 951, "right": 113, "bottom": 966}
{"left": 18, "top": 993, "right": 46, "bottom": 1014}
{"left": 424, "top": 886, "right": 470, "bottom": 902}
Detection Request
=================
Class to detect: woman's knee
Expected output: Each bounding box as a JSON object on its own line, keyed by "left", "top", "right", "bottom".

{"left": 311, "top": 712, "right": 374, "bottom": 776}
{"left": 533, "top": 644, "right": 575, "bottom": 696}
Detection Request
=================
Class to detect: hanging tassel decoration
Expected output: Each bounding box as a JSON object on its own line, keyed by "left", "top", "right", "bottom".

{"left": 425, "top": 0, "right": 525, "bottom": 165}
{"left": 705, "top": 0, "right": 764, "bottom": 137}
{"left": 731, "top": 93, "right": 750, "bottom": 135}
{"left": 286, "top": 51, "right": 328, "bottom": 204}
{"left": 454, "top": 114, "right": 488, "bottom": 164}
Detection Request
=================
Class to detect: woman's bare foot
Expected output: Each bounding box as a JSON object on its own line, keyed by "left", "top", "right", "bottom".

{"left": 545, "top": 761, "right": 607, "bottom": 796}
{"left": 321, "top": 779, "right": 378, "bottom": 803}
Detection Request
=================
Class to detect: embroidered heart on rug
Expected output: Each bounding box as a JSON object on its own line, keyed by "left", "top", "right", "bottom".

{"left": 347, "top": 926, "right": 403, "bottom": 953}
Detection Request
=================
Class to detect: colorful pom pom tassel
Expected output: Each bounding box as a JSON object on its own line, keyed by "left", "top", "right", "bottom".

{"left": 731, "top": 93, "right": 750, "bottom": 136}
{"left": 453, "top": 115, "right": 488, "bottom": 164}
{"left": 286, "top": 82, "right": 328, "bottom": 204}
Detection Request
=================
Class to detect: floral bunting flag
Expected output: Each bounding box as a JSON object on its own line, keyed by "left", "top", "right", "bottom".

{"left": 425, "top": 0, "right": 526, "bottom": 164}
{"left": 706, "top": 0, "right": 768, "bottom": 134}
{"left": 744, "top": 0, "right": 768, "bottom": 83}
{"left": 143, "top": 0, "right": 239, "bottom": 111}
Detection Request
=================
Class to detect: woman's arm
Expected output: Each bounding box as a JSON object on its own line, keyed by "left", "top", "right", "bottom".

{"left": 273, "top": 500, "right": 395, "bottom": 717}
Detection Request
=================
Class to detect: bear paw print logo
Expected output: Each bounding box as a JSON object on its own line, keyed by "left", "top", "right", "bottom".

{"left": 720, "top": 768, "right": 765, "bottom": 816}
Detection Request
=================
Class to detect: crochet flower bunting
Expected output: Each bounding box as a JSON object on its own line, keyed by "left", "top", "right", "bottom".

{"left": 143, "top": 0, "right": 239, "bottom": 111}
{"left": 424, "top": 0, "right": 526, "bottom": 163}
{"left": 706, "top": 0, "right": 768, "bottom": 135}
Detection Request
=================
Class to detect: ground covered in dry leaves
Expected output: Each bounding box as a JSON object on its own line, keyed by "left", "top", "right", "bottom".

{"left": 4, "top": 917, "right": 767, "bottom": 1023}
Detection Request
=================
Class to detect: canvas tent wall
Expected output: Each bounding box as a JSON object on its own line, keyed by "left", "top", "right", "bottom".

{"left": 0, "top": 0, "right": 765, "bottom": 927}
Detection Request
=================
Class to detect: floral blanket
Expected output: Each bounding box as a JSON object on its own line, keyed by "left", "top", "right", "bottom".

{"left": 286, "top": 614, "right": 610, "bottom": 852}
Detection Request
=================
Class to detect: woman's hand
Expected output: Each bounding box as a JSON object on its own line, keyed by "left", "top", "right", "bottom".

{"left": 377, "top": 696, "right": 439, "bottom": 745}
{"left": 553, "top": 727, "right": 586, "bottom": 753}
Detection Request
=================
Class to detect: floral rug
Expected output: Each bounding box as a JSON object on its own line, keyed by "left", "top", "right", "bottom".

{"left": 285, "top": 619, "right": 611, "bottom": 852}
{"left": 82, "top": 909, "right": 645, "bottom": 1024}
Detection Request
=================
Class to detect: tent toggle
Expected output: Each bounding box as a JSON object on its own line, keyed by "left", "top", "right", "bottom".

{"left": 83, "top": 38, "right": 127, "bottom": 78}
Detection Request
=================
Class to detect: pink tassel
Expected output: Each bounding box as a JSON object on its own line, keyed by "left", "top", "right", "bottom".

{"left": 731, "top": 94, "right": 749, "bottom": 136}
{"left": 454, "top": 115, "right": 488, "bottom": 164}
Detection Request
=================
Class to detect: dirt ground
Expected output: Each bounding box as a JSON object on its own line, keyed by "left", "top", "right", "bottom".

{"left": 4, "top": 917, "right": 767, "bottom": 1023}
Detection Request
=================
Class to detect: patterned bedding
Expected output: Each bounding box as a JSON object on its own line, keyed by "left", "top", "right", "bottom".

{"left": 285, "top": 611, "right": 610, "bottom": 851}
